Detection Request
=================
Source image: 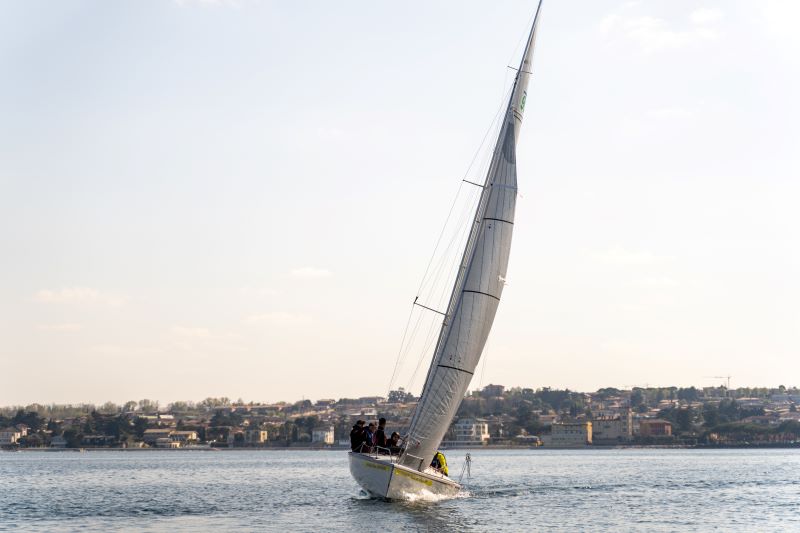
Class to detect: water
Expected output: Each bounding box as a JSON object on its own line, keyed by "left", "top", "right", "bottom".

{"left": 1, "top": 448, "right": 798, "bottom": 532}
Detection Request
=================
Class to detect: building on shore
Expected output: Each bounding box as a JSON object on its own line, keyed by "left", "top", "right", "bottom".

{"left": 443, "top": 418, "right": 490, "bottom": 446}
{"left": 155, "top": 437, "right": 181, "bottom": 448}
{"left": 171, "top": 431, "right": 199, "bottom": 445}
{"left": 143, "top": 428, "right": 174, "bottom": 445}
{"left": 0, "top": 428, "right": 22, "bottom": 447}
{"left": 245, "top": 429, "right": 268, "bottom": 445}
{"left": 639, "top": 419, "right": 672, "bottom": 438}
{"left": 548, "top": 421, "right": 592, "bottom": 447}
{"left": 312, "top": 425, "right": 335, "bottom": 445}
{"left": 592, "top": 410, "right": 633, "bottom": 444}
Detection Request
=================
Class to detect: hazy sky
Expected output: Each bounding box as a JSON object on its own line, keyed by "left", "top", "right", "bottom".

{"left": 2, "top": 0, "right": 798, "bottom": 406}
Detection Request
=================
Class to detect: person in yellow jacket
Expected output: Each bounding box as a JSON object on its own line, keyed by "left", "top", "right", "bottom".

{"left": 430, "top": 451, "right": 448, "bottom": 476}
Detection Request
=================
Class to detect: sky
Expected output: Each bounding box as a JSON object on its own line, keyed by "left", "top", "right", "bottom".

{"left": 1, "top": 0, "right": 799, "bottom": 406}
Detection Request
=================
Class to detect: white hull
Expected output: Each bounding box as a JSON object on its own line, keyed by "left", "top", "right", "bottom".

{"left": 348, "top": 452, "right": 461, "bottom": 500}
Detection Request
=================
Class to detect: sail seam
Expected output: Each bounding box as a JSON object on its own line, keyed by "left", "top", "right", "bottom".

{"left": 436, "top": 364, "right": 474, "bottom": 376}
{"left": 462, "top": 289, "right": 500, "bottom": 302}
{"left": 484, "top": 217, "right": 514, "bottom": 225}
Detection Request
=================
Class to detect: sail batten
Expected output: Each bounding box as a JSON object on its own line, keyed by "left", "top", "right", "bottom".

{"left": 400, "top": 2, "right": 543, "bottom": 472}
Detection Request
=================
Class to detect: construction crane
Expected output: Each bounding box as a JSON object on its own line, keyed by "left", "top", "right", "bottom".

{"left": 704, "top": 375, "right": 732, "bottom": 393}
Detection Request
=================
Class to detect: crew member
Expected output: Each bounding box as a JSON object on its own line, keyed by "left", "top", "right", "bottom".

{"left": 430, "top": 450, "right": 448, "bottom": 476}
{"left": 376, "top": 418, "right": 387, "bottom": 448}
{"left": 388, "top": 432, "right": 402, "bottom": 455}
{"left": 349, "top": 420, "right": 366, "bottom": 452}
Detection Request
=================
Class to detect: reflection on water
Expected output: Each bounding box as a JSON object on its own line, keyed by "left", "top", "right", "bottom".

{"left": 1, "top": 449, "right": 799, "bottom": 532}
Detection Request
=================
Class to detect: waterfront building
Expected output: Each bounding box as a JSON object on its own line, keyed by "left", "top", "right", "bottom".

{"left": 348, "top": 408, "right": 378, "bottom": 418}
{"left": 81, "top": 435, "right": 115, "bottom": 447}
{"left": 315, "top": 399, "right": 336, "bottom": 407}
{"left": 740, "top": 415, "right": 777, "bottom": 426}
{"left": 537, "top": 414, "right": 557, "bottom": 427}
{"left": 312, "top": 425, "right": 335, "bottom": 445}
{"left": 143, "top": 428, "right": 174, "bottom": 445}
{"left": 0, "top": 428, "right": 21, "bottom": 446}
{"left": 155, "top": 437, "right": 181, "bottom": 448}
{"left": 481, "top": 384, "right": 505, "bottom": 398}
{"left": 639, "top": 419, "right": 672, "bottom": 437}
{"left": 171, "top": 431, "right": 199, "bottom": 444}
{"left": 592, "top": 410, "right": 633, "bottom": 444}
{"left": 549, "top": 421, "right": 592, "bottom": 447}
{"left": 244, "top": 429, "right": 268, "bottom": 445}
{"left": 448, "top": 418, "right": 491, "bottom": 445}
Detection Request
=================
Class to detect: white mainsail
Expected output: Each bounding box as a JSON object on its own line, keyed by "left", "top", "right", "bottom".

{"left": 400, "top": 2, "right": 543, "bottom": 472}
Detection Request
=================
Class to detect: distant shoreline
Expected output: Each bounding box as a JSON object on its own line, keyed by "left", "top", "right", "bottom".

{"left": 6, "top": 442, "right": 799, "bottom": 452}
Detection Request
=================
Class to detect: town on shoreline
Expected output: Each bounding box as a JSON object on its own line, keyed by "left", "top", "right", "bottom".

{"left": 2, "top": 384, "right": 799, "bottom": 450}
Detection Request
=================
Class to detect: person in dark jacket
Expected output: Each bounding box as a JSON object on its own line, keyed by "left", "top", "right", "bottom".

{"left": 363, "top": 422, "right": 377, "bottom": 453}
{"left": 388, "top": 432, "right": 402, "bottom": 455}
{"left": 349, "top": 420, "right": 366, "bottom": 452}
{"left": 376, "top": 418, "right": 387, "bottom": 449}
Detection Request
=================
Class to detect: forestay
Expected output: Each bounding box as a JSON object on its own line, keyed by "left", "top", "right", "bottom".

{"left": 400, "top": 2, "right": 543, "bottom": 472}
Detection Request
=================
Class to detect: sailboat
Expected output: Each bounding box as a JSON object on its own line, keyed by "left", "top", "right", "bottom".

{"left": 349, "top": 1, "right": 544, "bottom": 500}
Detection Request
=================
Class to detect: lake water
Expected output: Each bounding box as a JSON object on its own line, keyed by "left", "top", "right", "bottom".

{"left": 1, "top": 448, "right": 798, "bottom": 532}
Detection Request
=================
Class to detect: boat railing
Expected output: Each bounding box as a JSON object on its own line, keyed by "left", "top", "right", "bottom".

{"left": 355, "top": 443, "right": 401, "bottom": 463}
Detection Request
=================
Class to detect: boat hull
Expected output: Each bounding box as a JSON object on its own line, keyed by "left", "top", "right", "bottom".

{"left": 348, "top": 452, "right": 461, "bottom": 500}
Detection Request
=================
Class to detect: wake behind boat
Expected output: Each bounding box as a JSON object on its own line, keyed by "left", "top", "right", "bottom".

{"left": 349, "top": 1, "right": 544, "bottom": 500}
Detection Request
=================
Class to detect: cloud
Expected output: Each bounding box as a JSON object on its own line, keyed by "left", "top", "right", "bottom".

{"left": 690, "top": 8, "right": 723, "bottom": 25}
{"left": 34, "top": 287, "right": 126, "bottom": 307}
{"left": 600, "top": 9, "right": 721, "bottom": 53}
{"left": 244, "top": 312, "right": 311, "bottom": 326}
{"left": 237, "top": 286, "right": 277, "bottom": 297}
{"left": 316, "top": 127, "right": 348, "bottom": 141}
{"left": 290, "top": 267, "right": 332, "bottom": 280}
{"left": 173, "top": 0, "right": 241, "bottom": 7}
{"left": 631, "top": 276, "right": 680, "bottom": 288}
{"left": 37, "top": 323, "right": 82, "bottom": 332}
{"left": 91, "top": 344, "right": 124, "bottom": 355}
{"left": 170, "top": 326, "right": 212, "bottom": 338}
{"left": 761, "top": 1, "right": 800, "bottom": 47}
{"left": 593, "top": 247, "right": 671, "bottom": 266}
{"left": 644, "top": 107, "right": 695, "bottom": 120}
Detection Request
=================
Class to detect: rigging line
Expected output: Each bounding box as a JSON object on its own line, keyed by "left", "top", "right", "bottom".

{"left": 462, "top": 83, "right": 514, "bottom": 182}
{"left": 413, "top": 299, "right": 446, "bottom": 316}
{"left": 391, "top": 298, "right": 431, "bottom": 392}
{"left": 506, "top": 65, "right": 534, "bottom": 75}
{"left": 478, "top": 335, "right": 491, "bottom": 390}
{"left": 386, "top": 301, "right": 416, "bottom": 393}
{"left": 463, "top": 179, "right": 485, "bottom": 189}
{"left": 407, "top": 190, "right": 477, "bottom": 393}
{"left": 419, "top": 184, "right": 479, "bottom": 300}
{"left": 406, "top": 69, "right": 515, "bottom": 435}
{"left": 425, "top": 202, "right": 477, "bottom": 320}
{"left": 394, "top": 184, "right": 477, "bottom": 391}
{"left": 506, "top": 6, "right": 539, "bottom": 72}
{"left": 406, "top": 316, "right": 442, "bottom": 392}
{"left": 415, "top": 85, "right": 507, "bottom": 300}
{"left": 400, "top": 307, "right": 429, "bottom": 363}
{"left": 414, "top": 181, "right": 464, "bottom": 297}
{"left": 415, "top": 117, "right": 512, "bottom": 417}
{"left": 435, "top": 191, "right": 479, "bottom": 310}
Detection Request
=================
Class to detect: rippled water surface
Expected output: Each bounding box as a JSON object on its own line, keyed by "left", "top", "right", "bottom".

{"left": 1, "top": 448, "right": 798, "bottom": 531}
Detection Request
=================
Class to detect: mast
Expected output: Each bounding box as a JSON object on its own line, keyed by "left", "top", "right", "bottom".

{"left": 399, "top": 2, "right": 544, "bottom": 472}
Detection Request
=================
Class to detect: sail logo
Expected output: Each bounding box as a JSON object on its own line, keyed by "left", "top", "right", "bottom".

{"left": 520, "top": 91, "right": 527, "bottom": 113}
